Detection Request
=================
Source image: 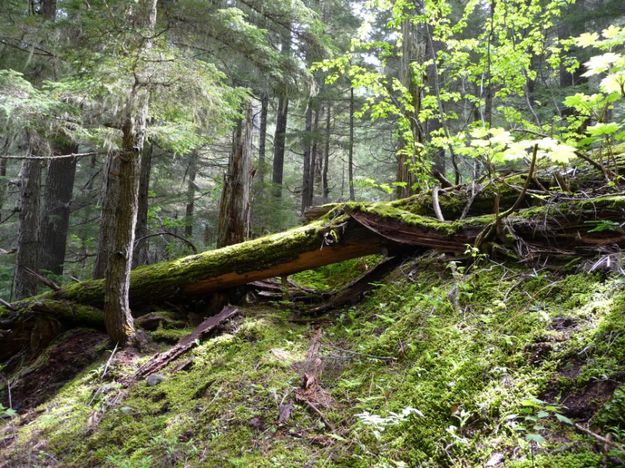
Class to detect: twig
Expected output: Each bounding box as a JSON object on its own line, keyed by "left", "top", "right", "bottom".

{"left": 432, "top": 185, "right": 445, "bottom": 222}
{"left": 574, "top": 423, "right": 625, "bottom": 454}
{"left": 575, "top": 150, "right": 613, "bottom": 183}
{"left": 303, "top": 399, "right": 336, "bottom": 432}
{"left": 500, "top": 144, "right": 539, "bottom": 218}
{"left": 23, "top": 267, "right": 61, "bottom": 291}
{"left": 0, "top": 298, "right": 16, "bottom": 310}
{"left": 88, "top": 343, "right": 119, "bottom": 406}
{"left": 323, "top": 342, "right": 396, "bottom": 362}
{"left": 0, "top": 151, "right": 107, "bottom": 161}
{"left": 134, "top": 231, "right": 197, "bottom": 254}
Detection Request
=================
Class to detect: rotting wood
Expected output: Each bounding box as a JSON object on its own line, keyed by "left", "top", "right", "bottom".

{"left": 2, "top": 187, "right": 625, "bottom": 362}
{"left": 294, "top": 328, "right": 334, "bottom": 430}
{"left": 129, "top": 305, "right": 239, "bottom": 383}
{"left": 306, "top": 256, "right": 405, "bottom": 315}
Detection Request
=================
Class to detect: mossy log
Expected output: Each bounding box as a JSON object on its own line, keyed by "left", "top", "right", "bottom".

{"left": 305, "top": 151, "right": 625, "bottom": 222}
{"left": 1, "top": 189, "right": 625, "bottom": 363}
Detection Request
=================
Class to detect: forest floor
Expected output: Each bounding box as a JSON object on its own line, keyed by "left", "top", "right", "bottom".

{"left": 1, "top": 254, "right": 625, "bottom": 467}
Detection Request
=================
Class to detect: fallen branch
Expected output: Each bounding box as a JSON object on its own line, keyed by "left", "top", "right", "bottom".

{"left": 573, "top": 422, "right": 625, "bottom": 454}
{"left": 128, "top": 306, "right": 238, "bottom": 383}
{"left": 306, "top": 256, "right": 404, "bottom": 315}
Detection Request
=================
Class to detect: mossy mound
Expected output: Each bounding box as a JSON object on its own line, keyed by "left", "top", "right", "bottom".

{"left": 1, "top": 255, "right": 625, "bottom": 466}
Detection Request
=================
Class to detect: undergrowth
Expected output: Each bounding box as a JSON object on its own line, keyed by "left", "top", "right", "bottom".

{"left": 1, "top": 255, "right": 624, "bottom": 466}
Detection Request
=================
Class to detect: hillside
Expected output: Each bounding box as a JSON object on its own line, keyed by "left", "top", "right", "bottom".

{"left": 1, "top": 254, "right": 624, "bottom": 467}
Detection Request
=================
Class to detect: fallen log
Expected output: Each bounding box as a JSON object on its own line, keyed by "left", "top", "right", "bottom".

{"left": 305, "top": 151, "right": 625, "bottom": 222}
{"left": 1, "top": 190, "right": 625, "bottom": 364}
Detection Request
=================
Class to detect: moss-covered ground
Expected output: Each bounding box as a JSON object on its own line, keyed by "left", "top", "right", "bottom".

{"left": 1, "top": 254, "right": 625, "bottom": 466}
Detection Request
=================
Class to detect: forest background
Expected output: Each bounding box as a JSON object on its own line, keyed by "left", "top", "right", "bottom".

{"left": 1, "top": 0, "right": 624, "bottom": 341}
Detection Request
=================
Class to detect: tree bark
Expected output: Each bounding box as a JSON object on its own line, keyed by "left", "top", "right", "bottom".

{"left": 0, "top": 156, "right": 8, "bottom": 221}
{"left": 184, "top": 151, "right": 197, "bottom": 239}
{"left": 348, "top": 87, "right": 355, "bottom": 201}
{"left": 217, "top": 101, "right": 253, "bottom": 247}
{"left": 39, "top": 142, "right": 78, "bottom": 277}
{"left": 322, "top": 103, "right": 331, "bottom": 202}
{"left": 272, "top": 94, "right": 289, "bottom": 199}
{"left": 311, "top": 106, "right": 321, "bottom": 200}
{"left": 272, "top": 29, "right": 291, "bottom": 199}
{"left": 397, "top": 17, "right": 421, "bottom": 198}
{"left": 93, "top": 154, "right": 116, "bottom": 279}
{"left": 133, "top": 144, "right": 153, "bottom": 268}
{"left": 258, "top": 93, "right": 268, "bottom": 186}
{"left": 101, "top": 0, "right": 158, "bottom": 345}
{"left": 301, "top": 99, "right": 314, "bottom": 213}
{"left": 41, "top": 0, "right": 56, "bottom": 19}
{"left": 13, "top": 157, "right": 42, "bottom": 299}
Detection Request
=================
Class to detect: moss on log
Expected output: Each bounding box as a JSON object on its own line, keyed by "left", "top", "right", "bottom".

{"left": 2, "top": 178, "right": 624, "bottom": 363}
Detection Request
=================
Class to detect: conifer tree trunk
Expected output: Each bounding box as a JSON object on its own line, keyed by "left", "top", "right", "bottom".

{"left": 41, "top": 0, "right": 56, "bottom": 19}
{"left": 93, "top": 155, "right": 116, "bottom": 280}
{"left": 39, "top": 142, "right": 77, "bottom": 276}
{"left": 258, "top": 93, "right": 268, "bottom": 186}
{"left": 133, "top": 144, "right": 152, "bottom": 268}
{"left": 217, "top": 101, "right": 253, "bottom": 247}
{"left": 0, "top": 156, "right": 7, "bottom": 221}
{"left": 322, "top": 104, "right": 331, "bottom": 202}
{"left": 271, "top": 29, "right": 291, "bottom": 199}
{"left": 100, "top": 0, "right": 158, "bottom": 345}
{"left": 13, "top": 153, "right": 42, "bottom": 299}
{"left": 397, "top": 17, "right": 421, "bottom": 198}
{"left": 312, "top": 106, "right": 321, "bottom": 200}
{"left": 301, "top": 100, "right": 314, "bottom": 213}
{"left": 348, "top": 87, "right": 355, "bottom": 201}
{"left": 272, "top": 95, "right": 289, "bottom": 199}
{"left": 185, "top": 151, "right": 197, "bottom": 239}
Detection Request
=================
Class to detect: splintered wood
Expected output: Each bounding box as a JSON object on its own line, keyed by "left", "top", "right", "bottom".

{"left": 132, "top": 305, "right": 239, "bottom": 381}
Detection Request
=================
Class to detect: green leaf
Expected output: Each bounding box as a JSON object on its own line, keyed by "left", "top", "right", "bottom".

{"left": 526, "top": 433, "right": 546, "bottom": 445}
{"left": 555, "top": 413, "right": 574, "bottom": 426}
{"left": 587, "top": 122, "right": 620, "bottom": 137}
{"left": 521, "top": 397, "right": 545, "bottom": 408}
{"left": 575, "top": 32, "right": 600, "bottom": 48}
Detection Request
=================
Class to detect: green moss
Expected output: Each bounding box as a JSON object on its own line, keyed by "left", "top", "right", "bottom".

{"left": 151, "top": 327, "right": 193, "bottom": 343}
{"left": 291, "top": 255, "right": 383, "bottom": 292}
{"left": 3, "top": 257, "right": 625, "bottom": 466}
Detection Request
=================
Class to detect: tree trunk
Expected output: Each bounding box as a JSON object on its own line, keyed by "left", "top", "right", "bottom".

{"left": 217, "top": 101, "right": 253, "bottom": 247}
{"left": 311, "top": 106, "right": 321, "bottom": 201}
{"left": 272, "top": 94, "right": 289, "bottom": 199}
{"left": 41, "top": 0, "right": 56, "bottom": 19}
{"left": 39, "top": 143, "right": 78, "bottom": 277}
{"left": 102, "top": 0, "right": 158, "bottom": 345}
{"left": 322, "top": 103, "right": 331, "bottom": 202}
{"left": 348, "top": 87, "right": 355, "bottom": 201}
{"left": 272, "top": 29, "right": 291, "bottom": 199}
{"left": 184, "top": 151, "right": 197, "bottom": 239}
{"left": 397, "top": 17, "right": 421, "bottom": 198}
{"left": 133, "top": 144, "right": 153, "bottom": 268}
{"left": 301, "top": 100, "right": 314, "bottom": 213}
{"left": 0, "top": 156, "right": 8, "bottom": 221}
{"left": 93, "top": 154, "right": 117, "bottom": 280}
{"left": 13, "top": 157, "right": 42, "bottom": 299}
{"left": 258, "top": 93, "right": 268, "bottom": 186}
{"left": 483, "top": 0, "right": 495, "bottom": 127}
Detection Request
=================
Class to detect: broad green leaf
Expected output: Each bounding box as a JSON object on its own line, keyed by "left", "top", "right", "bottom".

{"left": 555, "top": 413, "right": 574, "bottom": 426}
{"left": 587, "top": 122, "right": 620, "bottom": 137}
{"left": 575, "top": 32, "right": 599, "bottom": 48}
{"left": 582, "top": 53, "right": 622, "bottom": 77}
{"left": 526, "top": 433, "right": 546, "bottom": 445}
